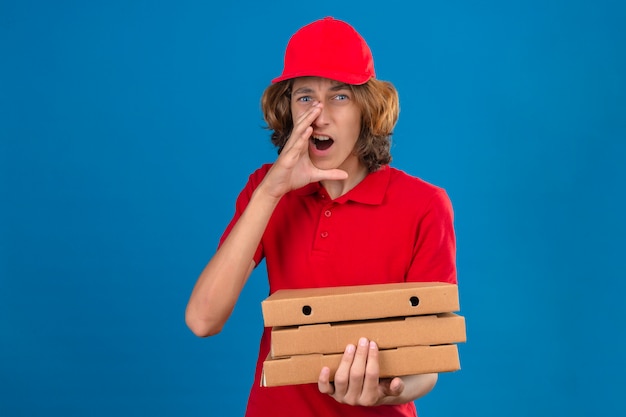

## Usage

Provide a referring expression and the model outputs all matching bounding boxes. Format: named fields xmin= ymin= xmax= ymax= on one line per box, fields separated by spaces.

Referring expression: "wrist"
xmin=250 ymin=182 xmax=283 ymax=211
xmin=253 ymin=177 xmax=287 ymax=202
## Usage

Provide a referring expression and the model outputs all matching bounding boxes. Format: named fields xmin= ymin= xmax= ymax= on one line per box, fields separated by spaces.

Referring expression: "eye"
xmin=296 ymin=96 xmax=313 ymax=103
xmin=333 ymin=94 xmax=349 ymax=101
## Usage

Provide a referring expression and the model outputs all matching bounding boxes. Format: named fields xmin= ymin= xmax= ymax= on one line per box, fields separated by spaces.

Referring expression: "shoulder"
xmin=385 ymin=166 xmax=454 ymax=218
xmin=231 ymin=164 xmax=273 ymax=210
xmin=248 ymin=163 xmax=273 ymax=183
xmin=385 ymin=166 xmax=455 ymax=221
xmin=386 ymin=166 xmax=449 ymax=201
xmin=240 ymin=163 xmax=273 ymax=191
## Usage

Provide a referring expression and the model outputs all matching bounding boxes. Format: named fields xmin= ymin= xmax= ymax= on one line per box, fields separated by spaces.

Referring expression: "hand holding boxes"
xmin=260 ymin=282 xmax=466 ymax=387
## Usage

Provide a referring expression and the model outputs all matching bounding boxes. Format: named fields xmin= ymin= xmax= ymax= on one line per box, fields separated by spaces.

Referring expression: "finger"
xmin=345 ymin=337 xmax=370 ymax=401
xmin=293 ymin=101 xmax=322 ymax=127
xmin=333 ymin=343 xmax=356 ymax=397
xmin=279 ymin=125 xmax=313 ymax=161
xmin=378 ymin=376 xmax=404 ymax=399
xmin=309 ymin=168 xmax=349 ymax=183
xmin=318 ymin=367 xmax=334 ymax=395
xmin=387 ymin=377 xmax=405 ymax=397
xmin=360 ymin=341 xmax=381 ymax=405
xmin=282 ymin=103 xmax=322 ymax=152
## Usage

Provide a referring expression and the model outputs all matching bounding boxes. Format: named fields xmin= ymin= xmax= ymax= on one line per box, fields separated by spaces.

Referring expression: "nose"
xmin=312 ymin=102 xmax=329 ymax=127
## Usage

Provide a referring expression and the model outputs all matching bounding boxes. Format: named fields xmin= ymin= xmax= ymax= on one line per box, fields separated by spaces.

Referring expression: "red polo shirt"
xmin=219 ymin=164 xmax=457 ymax=417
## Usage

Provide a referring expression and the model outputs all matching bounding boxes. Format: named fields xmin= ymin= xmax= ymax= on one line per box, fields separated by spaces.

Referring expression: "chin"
xmin=311 ymin=159 xmax=339 ymax=171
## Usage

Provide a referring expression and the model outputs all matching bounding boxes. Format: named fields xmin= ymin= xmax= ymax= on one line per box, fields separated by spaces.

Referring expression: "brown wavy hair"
xmin=260 ymin=78 xmax=400 ymax=172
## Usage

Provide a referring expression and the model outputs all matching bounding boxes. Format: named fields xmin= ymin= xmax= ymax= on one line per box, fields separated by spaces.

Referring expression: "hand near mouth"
xmin=260 ymin=101 xmax=348 ymax=200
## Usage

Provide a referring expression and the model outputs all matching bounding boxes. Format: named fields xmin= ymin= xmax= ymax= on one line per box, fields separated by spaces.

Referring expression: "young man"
xmin=186 ymin=16 xmax=457 ymax=416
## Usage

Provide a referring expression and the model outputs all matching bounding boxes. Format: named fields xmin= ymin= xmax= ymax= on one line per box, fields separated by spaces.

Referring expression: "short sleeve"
xmin=406 ymin=188 xmax=457 ymax=284
xmin=217 ymin=165 xmax=272 ymax=267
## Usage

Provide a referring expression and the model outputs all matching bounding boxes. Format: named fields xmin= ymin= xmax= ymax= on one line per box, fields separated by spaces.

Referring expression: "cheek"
xmin=347 ymin=113 xmax=362 ymax=139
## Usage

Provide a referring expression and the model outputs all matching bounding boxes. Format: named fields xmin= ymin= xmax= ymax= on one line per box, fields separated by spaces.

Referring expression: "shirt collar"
xmin=293 ymin=165 xmax=390 ymax=205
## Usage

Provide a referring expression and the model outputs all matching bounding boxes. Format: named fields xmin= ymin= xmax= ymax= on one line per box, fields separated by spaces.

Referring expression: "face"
xmin=290 ymin=77 xmax=364 ymax=175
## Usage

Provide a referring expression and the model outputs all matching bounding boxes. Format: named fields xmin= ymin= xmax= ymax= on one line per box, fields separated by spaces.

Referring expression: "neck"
xmin=321 ymin=164 xmax=369 ymax=200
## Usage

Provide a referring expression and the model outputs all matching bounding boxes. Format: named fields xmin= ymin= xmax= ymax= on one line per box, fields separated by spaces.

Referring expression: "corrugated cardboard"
xmin=261 ymin=344 xmax=460 ymax=387
xmin=262 ymin=282 xmax=459 ymax=327
xmin=270 ymin=313 xmax=466 ymax=358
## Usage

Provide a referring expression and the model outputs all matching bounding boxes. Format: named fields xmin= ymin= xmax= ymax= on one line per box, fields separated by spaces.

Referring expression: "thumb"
xmin=311 ymin=168 xmax=349 ymax=183
xmin=383 ymin=377 xmax=405 ymax=397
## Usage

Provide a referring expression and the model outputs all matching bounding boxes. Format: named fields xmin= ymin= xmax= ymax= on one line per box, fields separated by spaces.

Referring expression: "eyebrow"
xmin=329 ymin=83 xmax=350 ymax=91
xmin=292 ymin=87 xmax=315 ymax=95
xmin=292 ymin=83 xmax=351 ymax=96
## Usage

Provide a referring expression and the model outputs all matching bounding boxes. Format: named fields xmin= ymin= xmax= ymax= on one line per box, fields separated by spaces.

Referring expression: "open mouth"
xmin=311 ymin=135 xmax=334 ymax=151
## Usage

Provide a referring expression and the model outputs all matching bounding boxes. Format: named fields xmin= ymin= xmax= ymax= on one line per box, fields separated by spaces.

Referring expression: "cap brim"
xmin=271 ymin=70 xmax=373 ymax=85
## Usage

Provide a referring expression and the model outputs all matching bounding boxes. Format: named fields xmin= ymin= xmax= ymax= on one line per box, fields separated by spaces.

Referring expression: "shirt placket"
xmin=312 ymin=191 xmax=335 ymax=254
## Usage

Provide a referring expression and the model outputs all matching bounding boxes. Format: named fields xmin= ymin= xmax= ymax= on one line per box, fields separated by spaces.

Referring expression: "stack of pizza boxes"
xmin=260 ymin=281 xmax=466 ymax=387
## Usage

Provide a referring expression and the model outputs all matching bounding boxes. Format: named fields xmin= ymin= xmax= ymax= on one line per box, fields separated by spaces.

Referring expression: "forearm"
xmin=380 ymin=373 xmax=438 ymax=406
xmin=185 ymin=185 xmax=281 ymax=336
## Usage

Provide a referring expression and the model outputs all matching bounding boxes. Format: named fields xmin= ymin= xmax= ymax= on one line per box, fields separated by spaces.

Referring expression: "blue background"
xmin=2 ymin=0 xmax=625 ymax=416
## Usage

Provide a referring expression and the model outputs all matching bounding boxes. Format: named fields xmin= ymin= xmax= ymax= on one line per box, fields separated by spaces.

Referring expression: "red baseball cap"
xmin=272 ymin=17 xmax=375 ymax=85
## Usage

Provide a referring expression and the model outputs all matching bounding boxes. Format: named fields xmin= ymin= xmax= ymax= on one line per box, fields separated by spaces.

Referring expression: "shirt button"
xmin=320 ymin=231 xmax=329 ymax=238
xmin=324 ymin=210 xmax=332 ymax=217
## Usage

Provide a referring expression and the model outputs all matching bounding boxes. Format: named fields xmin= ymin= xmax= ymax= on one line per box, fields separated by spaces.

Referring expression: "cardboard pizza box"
xmin=262 ymin=281 xmax=459 ymax=327
xmin=261 ymin=344 xmax=460 ymax=387
xmin=270 ymin=313 xmax=466 ymax=358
